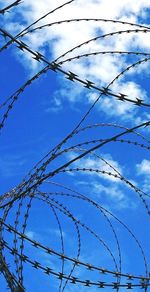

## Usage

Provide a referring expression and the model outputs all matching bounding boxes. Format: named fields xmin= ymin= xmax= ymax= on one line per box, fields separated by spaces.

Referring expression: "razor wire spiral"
xmin=0 ymin=0 xmax=150 ymax=291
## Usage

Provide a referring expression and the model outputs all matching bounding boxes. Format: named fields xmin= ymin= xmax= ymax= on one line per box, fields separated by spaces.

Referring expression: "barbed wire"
xmin=0 ymin=0 xmax=150 ymax=291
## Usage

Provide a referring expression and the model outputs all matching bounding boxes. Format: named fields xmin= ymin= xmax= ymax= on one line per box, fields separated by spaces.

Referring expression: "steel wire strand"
xmin=19 ymin=18 xmax=150 ymax=39
xmin=0 ymin=0 xmax=76 ymax=51
xmin=44 ymin=181 xmax=149 ymax=281
xmin=0 ymin=0 xmax=22 ymax=15
xmin=0 ymin=203 xmax=25 ymax=290
xmin=0 ymin=6 xmax=149 ymax=290
xmin=0 ymin=28 xmax=149 ymax=110
xmin=37 ymin=194 xmax=121 ymax=291
xmin=0 ymin=120 xmax=149 ymax=210
xmin=0 ymin=211 xmax=149 ymax=282
xmin=2 ymin=239 xmax=149 ymax=289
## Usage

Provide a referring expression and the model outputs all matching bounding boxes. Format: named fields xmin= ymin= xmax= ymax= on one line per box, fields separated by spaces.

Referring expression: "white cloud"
xmin=25 ymin=230 xmax=37 ymax=240
xmin=44 ymin=95 xmax=63 ymax=113
xmin=77 ymin=179 xmax=137 ymax=210
xmin=67 ymin=152 xmax=123 ymax=182
xmin=93 ymin=81 xmax=147 ymax=118
xmin=95 ymin=183 xmax=137 ymax=210
xmin=94 ymin=182 xmax=124 ymax=200
xmin=136 ymin=159 xmax=150 ymax=176
xmin=136 ymin=159 xmax=150 ymax=193
xmin=1 ymin=0 xmax=150 ymax=119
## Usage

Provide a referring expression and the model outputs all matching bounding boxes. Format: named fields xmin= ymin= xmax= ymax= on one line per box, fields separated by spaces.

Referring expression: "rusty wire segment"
xmin=0 ymin=0 xmax=150 ymax=291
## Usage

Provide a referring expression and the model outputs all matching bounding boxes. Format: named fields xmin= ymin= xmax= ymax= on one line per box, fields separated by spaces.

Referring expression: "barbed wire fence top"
xmin=0 ymin=0 xmax=150 ymax=291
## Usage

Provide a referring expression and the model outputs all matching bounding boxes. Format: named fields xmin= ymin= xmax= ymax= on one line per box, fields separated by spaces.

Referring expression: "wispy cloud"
xmin=65 ymin=152 xmax=138 ymax=210
xmin=136 ymin=159 xmax=150 ymax=192
xmin=25 ymin=230 xmax=38 ymax=240
xmin=77 ymin=179 xmax=137 ymax=211
xmin=67 ymin=151 xmax=123 ymax=182
xmin=136 ymin=159 xmax=150 ymax=176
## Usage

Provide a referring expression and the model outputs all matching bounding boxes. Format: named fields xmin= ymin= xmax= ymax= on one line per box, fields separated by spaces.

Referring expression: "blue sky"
xmin=0 ymin=0 xmax=150 ymax=291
